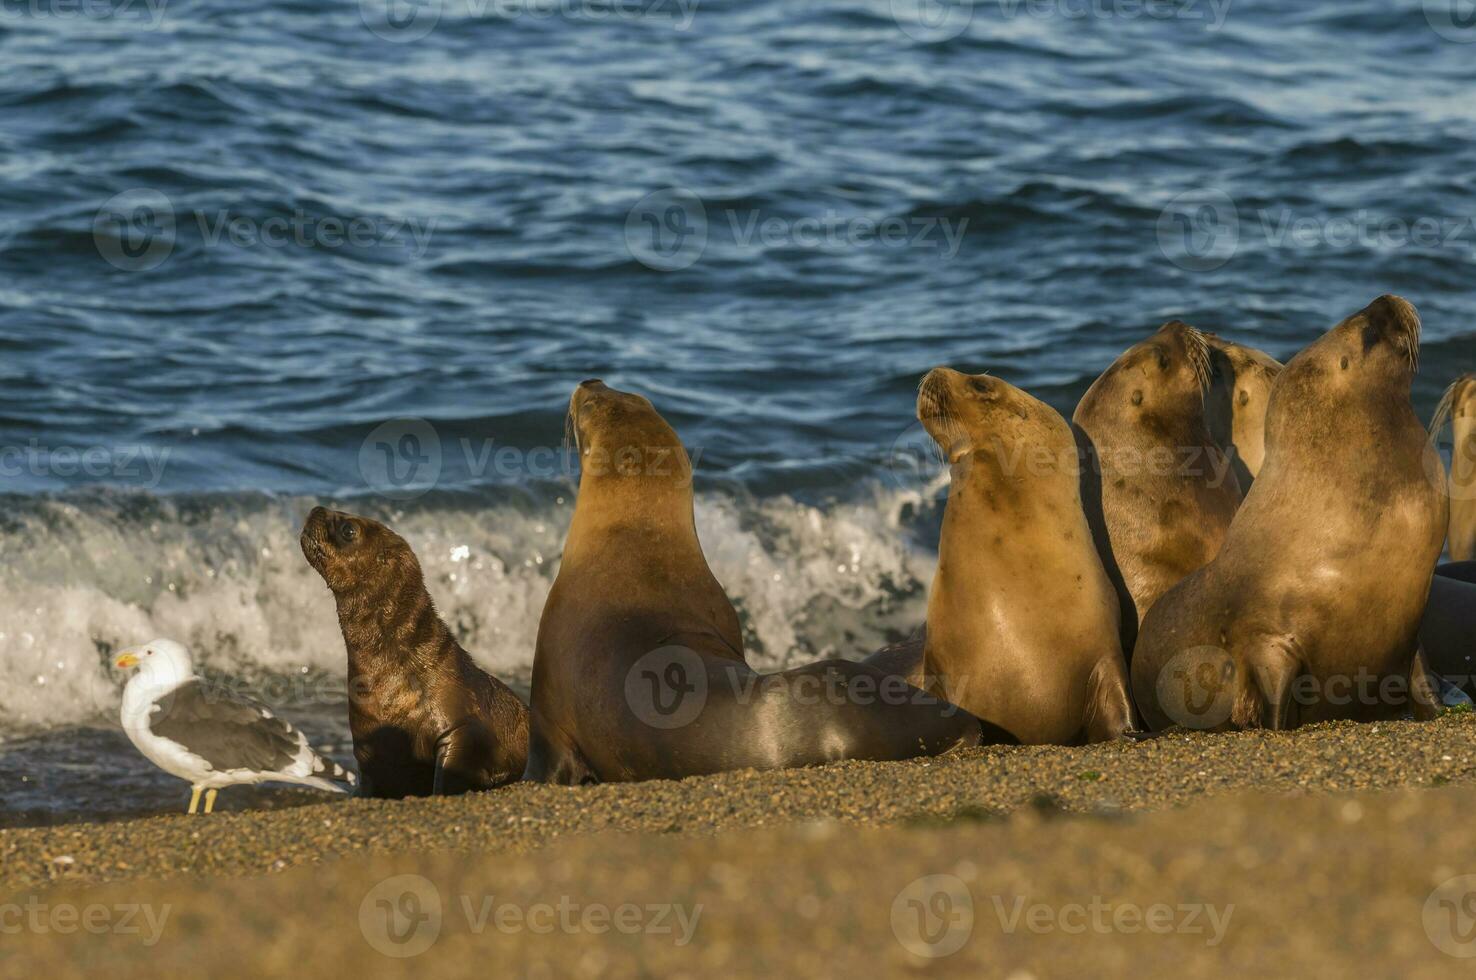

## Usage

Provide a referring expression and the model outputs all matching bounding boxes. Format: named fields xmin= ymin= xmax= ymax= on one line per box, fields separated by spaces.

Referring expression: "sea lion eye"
xmin=1340 ymin=356 xmax=1350 ymax=370
xmin=338 ymin=522 xmax=358 ymax=543
xmin=1158 ymin=353 xmax=1171 ymax=371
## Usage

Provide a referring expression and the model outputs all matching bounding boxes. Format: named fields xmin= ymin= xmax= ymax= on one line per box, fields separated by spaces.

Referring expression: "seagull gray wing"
xmin=148 ymin=679 xmax=303 ymax=774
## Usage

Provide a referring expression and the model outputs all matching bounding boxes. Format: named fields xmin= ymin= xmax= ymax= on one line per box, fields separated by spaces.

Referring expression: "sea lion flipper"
xmin=1082 ymin=656 xmax=1139 ymax=744
xmin=763 ymin=660 xmax=990 ymax=762
xmin=1410 ymin=647 xmax=1442 ymax=722
xmin=432 ymin=721 xmax=517 ymax=794
xmin=1230 ymin=640 xmax=1302 ymax=731
xmin=522 ymin=713 xmax=598 ymax=785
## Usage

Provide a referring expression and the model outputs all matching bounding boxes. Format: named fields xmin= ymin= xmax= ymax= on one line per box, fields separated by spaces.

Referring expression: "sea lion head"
xmin=1076 ymin=320 xmax=1213 ymax=429
xmin=917 ymin=367 xmax=1077 ymax=496
xmin=1275 ymin=295 xmax=1421 ymax=408
xmin=1263 ymin=295 xmax=1423 ymax=472
xmin=567 ymin=379 xmax=692 ymax=489
xmin=1203 ymin=334 xmax=1284 ymax=481
xmin=300 ymin=506 xmax=419 ymax=595
xmin=1204 ymin=334 xmax=1283 ymax=411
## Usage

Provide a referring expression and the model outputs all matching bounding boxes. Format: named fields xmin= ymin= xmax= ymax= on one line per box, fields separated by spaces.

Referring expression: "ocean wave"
xmin=0 ymin=482 xmax=942 ymax=734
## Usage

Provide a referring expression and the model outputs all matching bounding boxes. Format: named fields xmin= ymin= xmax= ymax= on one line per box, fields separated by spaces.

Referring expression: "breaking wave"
xmin=0 ymin=481 xmax=943 ymax=735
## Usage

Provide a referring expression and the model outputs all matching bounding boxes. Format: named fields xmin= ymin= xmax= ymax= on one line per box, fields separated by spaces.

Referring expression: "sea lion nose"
xmin=1364 ymin=294 xmax=1419 ymax=332
xmin=579 ymin=378 xmax=605 ymax=389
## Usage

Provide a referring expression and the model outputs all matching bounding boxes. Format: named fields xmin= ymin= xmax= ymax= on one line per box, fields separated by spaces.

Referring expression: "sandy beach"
xmin=3 ymin=715 xmax=1476 ymax=976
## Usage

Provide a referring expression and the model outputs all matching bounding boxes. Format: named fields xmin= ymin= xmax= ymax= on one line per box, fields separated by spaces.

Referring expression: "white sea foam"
xmin=0 ymin=484 xmax=941 ymax=733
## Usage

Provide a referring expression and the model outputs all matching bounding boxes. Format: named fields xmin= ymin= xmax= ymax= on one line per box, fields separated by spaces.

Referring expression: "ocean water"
xmin=3 ymin=0 xmax=1476 ymax=823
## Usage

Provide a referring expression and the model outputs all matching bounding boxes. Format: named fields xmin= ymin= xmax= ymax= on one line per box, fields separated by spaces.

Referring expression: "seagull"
xmin=114 ymin=638 xmax=357 ymax=814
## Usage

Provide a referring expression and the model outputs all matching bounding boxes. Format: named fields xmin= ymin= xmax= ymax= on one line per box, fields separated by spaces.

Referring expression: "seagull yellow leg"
xmin=188 ymin=787 xmax=201 ymax=814
xmin=204 ymin=788 xmax=218 ymax=814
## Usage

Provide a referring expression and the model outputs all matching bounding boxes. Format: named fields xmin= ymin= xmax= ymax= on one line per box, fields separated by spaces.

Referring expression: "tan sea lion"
xmin=1072 ymin=321 xmax=1243 ymax=652
xmin=523 ymin=380 xmax=1003 ymax=784
xmin=1131 ymin=296 xmax=1446 ymax=731
xmin=301 ymin=507 xmax=529 ymax=797
xmin=912 ymin=367 xmax=1137 ymax=744
xmin=1203 ymin=333 xmax=1283 ymax=490
xmin=1429 ymin=374 xmax=1476 ymax=559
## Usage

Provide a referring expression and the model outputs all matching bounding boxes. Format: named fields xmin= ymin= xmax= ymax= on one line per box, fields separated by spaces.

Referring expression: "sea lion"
xmin=1072 ymin=320 xmax=1243 ymax=652
xmin=1419 ymin=572 xmax=1476 ymax=699
xmin=523 ymin=380 xmax=1000 ymax=784
xmin=1203 ymin=334 xmax=1283 ymax=490
xmin=1429 ymin=374 xmax=1476 ymax=559
xmin=1131 ymin=295 xmax=1446 ymax=731
xmin=301 ymin=507 xmax=529 ymax=797
xmin=912 ymin=366 xmax=1137 ymax=744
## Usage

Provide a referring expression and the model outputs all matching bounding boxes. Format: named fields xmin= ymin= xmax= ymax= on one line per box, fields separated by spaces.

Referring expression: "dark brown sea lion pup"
xmin=301 ymin=507 xmax=528 ymax=796
xmin=523 ymin=380 xmax=1003 ymax=784
xmin=1131 ymin=296 xmax=1446 ymax=731
xmin=1429 ymin=374 xmax=1476 ymax=560
xmin=1203 ymin=334 xmax=1283 ymax=490
xmin=1072 ymin=321 xmax=1243 ymax=653
xmin=912 ymin=366 xmax=1137 ymax=744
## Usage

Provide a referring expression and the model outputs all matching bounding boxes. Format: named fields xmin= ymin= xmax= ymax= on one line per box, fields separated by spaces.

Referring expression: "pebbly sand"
xmin=5 ymin=715 xmax=1476 ymax=977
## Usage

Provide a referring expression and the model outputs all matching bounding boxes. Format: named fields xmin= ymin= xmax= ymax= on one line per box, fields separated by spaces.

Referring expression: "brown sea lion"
xmin=1203 ymin=333 xmax=1283 ymax=490
xmin=301 ymin=507 xmax=529 ymax=797
xmin=1429 ymin=374 xmax=1476 ymax=560
xmin=523 ymin=380 xmax=1002 ymax=785
xmin=1131 ymin=295 xmax=1446 ymax=731
xmin=912 ymin=367 xmax=1137 ymax=744
xmin=1072 ymin=321 xmax=1243 ymax=653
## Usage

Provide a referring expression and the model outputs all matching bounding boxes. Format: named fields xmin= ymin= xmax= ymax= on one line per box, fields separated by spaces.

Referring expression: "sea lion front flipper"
xmin=1410 ymin=647 xmax=1443 ymax=722
xmin=1082 ymin=655 xmax=1140 ymax=743
xmin=759 ymin=660 xmax=1007 ymax=763
xmin=432 ymin=721 xmax=503 ymax=794
xmin=1231 ymin=639 xmax=1302 ymax=731
xmin=521 ymin=712 xmax=598 ymax=786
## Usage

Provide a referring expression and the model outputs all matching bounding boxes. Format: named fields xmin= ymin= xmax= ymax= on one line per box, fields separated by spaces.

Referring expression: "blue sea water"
xmin=2 ymin=0 xmax=1476 ymax=822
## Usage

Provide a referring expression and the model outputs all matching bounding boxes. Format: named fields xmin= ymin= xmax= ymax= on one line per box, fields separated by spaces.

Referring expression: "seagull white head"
xmin=114 ymin=638 xmax=195 ymax=690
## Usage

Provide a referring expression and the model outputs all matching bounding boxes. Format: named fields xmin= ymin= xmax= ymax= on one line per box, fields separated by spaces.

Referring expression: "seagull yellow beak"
xmin=114 ymin=652 xmax=140 ymax=670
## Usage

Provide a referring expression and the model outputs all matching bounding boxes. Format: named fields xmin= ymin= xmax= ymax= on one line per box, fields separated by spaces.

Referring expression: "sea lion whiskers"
xmin=564 ymin=404 xmax=580 ymax=460
xmin=916 ymin=369 xmax=975 ymax=462
xmin=1181 ymin=322 xmax=1213 ymax=395
xmin=1393 ymin=300 xmax=1423 ymax=374
xmin=1429 ymin=373 xmax=1476 ymax=445
xmin=1429 ymin=379 xmax=1460 ymax=445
